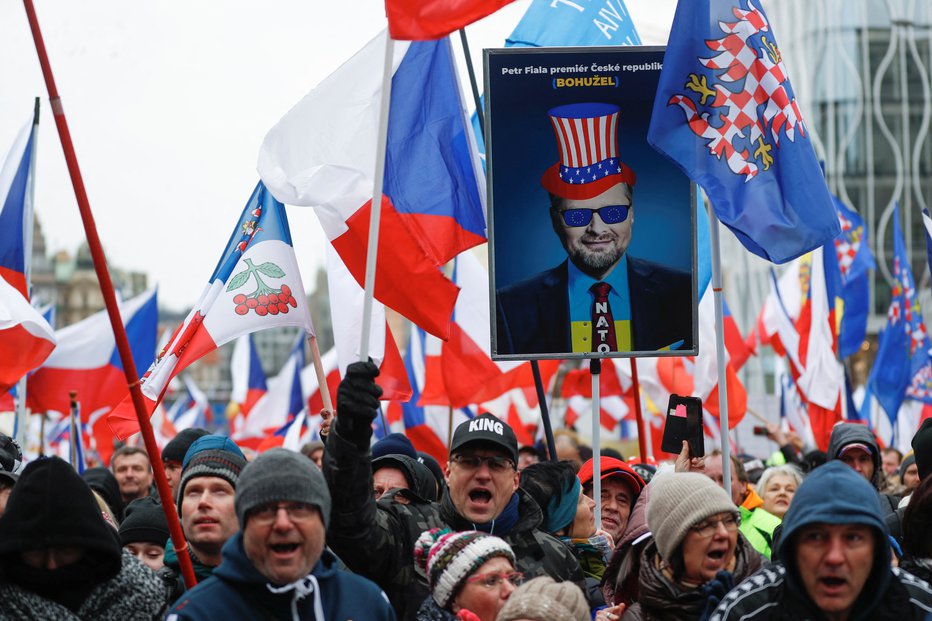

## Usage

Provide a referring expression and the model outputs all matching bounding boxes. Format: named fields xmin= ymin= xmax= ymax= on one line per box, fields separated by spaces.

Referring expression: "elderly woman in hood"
xmin=621 ymin=473 xmax=763 ymax=621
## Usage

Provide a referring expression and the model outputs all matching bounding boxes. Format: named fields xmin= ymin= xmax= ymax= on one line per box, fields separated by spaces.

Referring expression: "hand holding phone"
xmin=660 ymin=394 xmax=704 ymax=457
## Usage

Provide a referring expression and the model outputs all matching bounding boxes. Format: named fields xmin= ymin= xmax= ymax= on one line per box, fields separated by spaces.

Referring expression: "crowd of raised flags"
xmin=1 ymin=0 xmax=931 ymax=476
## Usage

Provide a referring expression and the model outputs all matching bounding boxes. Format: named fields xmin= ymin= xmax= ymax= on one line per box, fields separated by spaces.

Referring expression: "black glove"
xmin=698 ymin=570 xmax=735 ymax=621
xmin=335 ymin=360 xmax=383 ymax=449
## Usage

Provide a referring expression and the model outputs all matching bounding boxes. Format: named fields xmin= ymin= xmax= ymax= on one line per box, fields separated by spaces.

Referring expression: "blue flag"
xmin=831 ymin=195 xmax=875 ymax=358
xmin=648 ymin=0 xmax=840 ymax=264
xmin=868 ymin=204 xmax=932 ymax=423
xmin=506 ymin=0 xmax=640 ymax=48
xmin=472 ymin=0 xmax=641 ymax=160
xmin=923 ymin=208 xmax=932 ymax=278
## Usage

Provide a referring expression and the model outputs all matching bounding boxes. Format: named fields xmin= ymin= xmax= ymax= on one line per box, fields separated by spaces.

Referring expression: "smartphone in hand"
xmin=660 ymin=394 xmax=705 ymax=457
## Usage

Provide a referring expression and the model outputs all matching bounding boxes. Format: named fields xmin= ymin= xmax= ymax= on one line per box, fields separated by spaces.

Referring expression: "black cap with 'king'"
xmin=449 ymin=413 xmax=518 ymax=464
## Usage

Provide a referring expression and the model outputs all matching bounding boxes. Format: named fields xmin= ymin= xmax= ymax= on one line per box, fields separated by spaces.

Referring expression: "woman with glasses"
xmin=415 ymin=528 xmax=520 ymax=621
xmin=621 ymin=473 xmax=763 ymax=621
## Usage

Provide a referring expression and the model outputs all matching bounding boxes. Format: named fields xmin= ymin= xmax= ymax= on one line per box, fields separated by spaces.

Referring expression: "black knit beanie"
xmin=161 ymin=428 xmax=210 ymax=464
xmin=120 ymin=496 xmax=169 ymax=547
xmin=83 ymin=466 xmax=124 ymax=523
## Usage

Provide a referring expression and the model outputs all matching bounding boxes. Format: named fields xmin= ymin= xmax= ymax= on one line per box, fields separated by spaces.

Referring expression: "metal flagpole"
xmin=359 ymin=33 xmax=395 ymax=361
xmin=13 ymin=98 xmax=40 ymax=451
xmin=531 ymin=361 xmax=558 ymax=461
xmin=22 ymin=0 xmax=197 ymax=589
xmin=707 ymin=208 xmax=733 ymax=495
xmin=590 ymin=358 xmax=602 ymax=532
xmin=457 ymin=29 xmax=484 ymax=134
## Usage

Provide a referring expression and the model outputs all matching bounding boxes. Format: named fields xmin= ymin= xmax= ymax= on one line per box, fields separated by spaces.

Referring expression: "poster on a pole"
xmin=486 ymin=46 xmax=698 ymax=361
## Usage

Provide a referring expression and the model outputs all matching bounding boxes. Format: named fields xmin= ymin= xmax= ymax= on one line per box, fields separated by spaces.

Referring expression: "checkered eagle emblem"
xmin=667 ymin=0 xmax=805 ymax=182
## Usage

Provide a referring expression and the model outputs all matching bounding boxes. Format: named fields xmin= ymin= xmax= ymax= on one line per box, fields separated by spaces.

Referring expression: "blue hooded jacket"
xmin=778 ymin=461 xmax=892 ymax=619
xmin=708 ymin=461 xmax=932 ymax=621
xmin=167 ymin=531 xmax=396 ymax=621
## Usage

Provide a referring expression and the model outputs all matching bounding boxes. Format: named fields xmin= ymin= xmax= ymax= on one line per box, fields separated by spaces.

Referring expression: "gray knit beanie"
xmin=646 ymin=472 xmax=738 ymax=562
xmin=496 ymin=576 xmax=589 ymax=621
xmin=235 ymin=448 xmax=331 ymax=529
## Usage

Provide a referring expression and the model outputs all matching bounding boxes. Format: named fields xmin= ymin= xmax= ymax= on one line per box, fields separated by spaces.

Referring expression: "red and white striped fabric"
xmin=549 ymin=108 xmax=619 ymax=170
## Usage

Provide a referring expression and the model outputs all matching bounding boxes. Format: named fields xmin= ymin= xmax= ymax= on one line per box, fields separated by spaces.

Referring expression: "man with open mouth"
xmin=166 ymin=448 xmax=395 ymax=620
xmin=708 ymin=461 xmax=932 ymax=621
xmin=322 ymin=361 xmax=585 ymax=621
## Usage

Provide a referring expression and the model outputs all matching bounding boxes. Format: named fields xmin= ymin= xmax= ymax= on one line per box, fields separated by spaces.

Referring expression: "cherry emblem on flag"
xmin=228 ymin=259 xmax=297 ymax=317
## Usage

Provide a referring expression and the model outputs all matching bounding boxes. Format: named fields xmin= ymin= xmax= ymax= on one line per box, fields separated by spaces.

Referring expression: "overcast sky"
xmin=0 ymin=0 xmax=676 ymax=314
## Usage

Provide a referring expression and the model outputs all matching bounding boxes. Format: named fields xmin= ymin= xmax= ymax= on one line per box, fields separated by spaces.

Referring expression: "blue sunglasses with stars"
xmin=559 ymin=205 xmax=630 ymax=227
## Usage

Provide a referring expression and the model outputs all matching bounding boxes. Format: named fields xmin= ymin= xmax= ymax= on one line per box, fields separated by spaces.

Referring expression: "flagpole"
xmin=22 ymin=0 xmax=197 ymax=590
xmin=306 ymin=334 xmax=333 ymax=413
xmin=707 ymin=209 xmax=733 ymax=495
xmin=69 ymin=391 xmax=78 ymax=470
xmin=359 ymin=34 xmax=395 ymax=361
xmin=457 ymin=29 xmax=484 ymax=134
xmin=590 ymin=358 xmax=602 ymax=532
xmin=630 ymin=359 xmax=649 ymax=461
xmin=530 ymin=361 xmax=558 ymax=461
xmin=13 ymin=97 xmax=41 ymax=451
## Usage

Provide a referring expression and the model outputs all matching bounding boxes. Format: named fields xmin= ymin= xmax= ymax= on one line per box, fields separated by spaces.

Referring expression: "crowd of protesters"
xmin=0 ymin=362 xmax=931 ymax=620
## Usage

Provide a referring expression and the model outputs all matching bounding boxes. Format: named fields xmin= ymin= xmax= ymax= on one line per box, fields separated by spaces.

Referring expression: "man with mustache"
xmin=496 ymin=102 xmax=692 ymax=356
xmin=707 ymin=461 xmax=932 ymax=621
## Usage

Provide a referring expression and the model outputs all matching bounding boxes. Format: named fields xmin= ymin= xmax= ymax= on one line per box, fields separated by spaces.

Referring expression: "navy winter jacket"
xmin=167 ymin=532 xmax=396 ymax=621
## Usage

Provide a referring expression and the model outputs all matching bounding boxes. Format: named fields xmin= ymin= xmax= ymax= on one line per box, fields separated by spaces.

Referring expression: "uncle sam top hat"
xmin=541 ymin=102 xmax=637 ymax=201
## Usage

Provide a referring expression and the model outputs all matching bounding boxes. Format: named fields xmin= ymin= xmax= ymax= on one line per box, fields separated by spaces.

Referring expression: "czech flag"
xmin=28 ymin=289 xmax=157 ymax=462
xmin=0 ymin=115 xmax=37 ymax=298
xmin=259 ymin=32 xmax=486 ymax=340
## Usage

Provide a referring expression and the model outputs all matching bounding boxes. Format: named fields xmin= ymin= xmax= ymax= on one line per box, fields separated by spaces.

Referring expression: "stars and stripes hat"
xmin=541 ymin=102 xmax=637 ymax=201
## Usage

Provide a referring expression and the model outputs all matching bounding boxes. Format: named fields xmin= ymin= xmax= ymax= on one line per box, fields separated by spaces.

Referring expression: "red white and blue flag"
xmin=107 ymin=182 xmax=313 ymax=439
xmin=0 ymin=116 xmax=37 ymax=298
xmin=167 ymin=376 xmax=212 ymax=432
xmin=648 ymin=0 xmax=840 ymax=263
xmin=29 ymin=289 xmax=157 ymax=462
xmin=228 ymin=334 xmax=268 ymax=436
xmin=239 ymin=336 xmax=306 ymax=440
xmin=259 ymin=32 xmax=486 ymax=340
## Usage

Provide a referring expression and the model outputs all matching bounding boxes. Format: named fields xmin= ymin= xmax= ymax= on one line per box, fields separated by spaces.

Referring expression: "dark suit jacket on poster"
xmin=495 ymin=258 xmax=692 ymax=355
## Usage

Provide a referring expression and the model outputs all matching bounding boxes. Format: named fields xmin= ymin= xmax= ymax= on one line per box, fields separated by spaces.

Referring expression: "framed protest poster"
xmin=486 ymin=46 xmax=698 ymax=361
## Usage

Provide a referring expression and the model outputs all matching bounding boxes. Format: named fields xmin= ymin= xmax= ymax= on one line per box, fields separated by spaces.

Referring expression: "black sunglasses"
xmin=559 ymin=205 xmax=629 ymax=227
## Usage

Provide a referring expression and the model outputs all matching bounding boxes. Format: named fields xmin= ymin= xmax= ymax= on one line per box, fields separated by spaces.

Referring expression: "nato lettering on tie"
xmin=590 ymin=282 xmax=617 ymax=353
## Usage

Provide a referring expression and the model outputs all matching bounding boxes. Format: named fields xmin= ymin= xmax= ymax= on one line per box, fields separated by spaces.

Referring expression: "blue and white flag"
xmin=648 ymin=0 xmax=840 ymax=263
xmin=506 ymin=0 xmax=640 ymax=48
